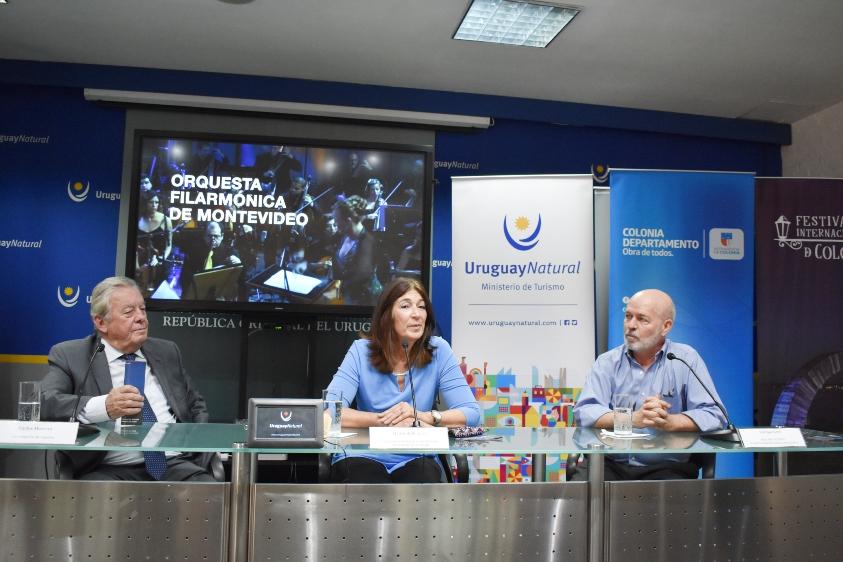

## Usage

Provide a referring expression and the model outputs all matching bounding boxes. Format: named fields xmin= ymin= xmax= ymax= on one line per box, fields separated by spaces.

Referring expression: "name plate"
xmin=247 ymin=398 xmax=323 ymax=448
xmin=369 ymin=426 xmax=449 ymax=449
xmin=738 ymin=427 xmax=807 ymax=448
xmin=0 ymin=421 xmax=80 ymax=444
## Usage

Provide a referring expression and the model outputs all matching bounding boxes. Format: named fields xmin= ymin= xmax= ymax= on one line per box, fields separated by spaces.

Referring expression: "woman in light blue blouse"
xmin=325 ymin=277 xmax=480 ymax=483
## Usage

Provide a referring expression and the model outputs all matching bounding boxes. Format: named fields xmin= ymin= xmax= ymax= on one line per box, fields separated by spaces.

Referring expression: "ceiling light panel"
xmin=454 ymin=0 xmax=579 ymax=48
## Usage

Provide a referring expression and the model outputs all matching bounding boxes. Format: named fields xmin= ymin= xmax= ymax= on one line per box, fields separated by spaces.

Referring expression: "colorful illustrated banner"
xmin=756 ymin=178 xmax=843 ymax=474
xmin=608 ymin=169 xmax=754 ymax=478
xmin=451 ymin=175 xmax=596 ymax=390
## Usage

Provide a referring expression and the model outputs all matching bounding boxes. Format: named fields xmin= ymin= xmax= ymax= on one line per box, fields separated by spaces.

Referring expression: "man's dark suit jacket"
xmin=41 ymin=334 xmax=209 ymax=478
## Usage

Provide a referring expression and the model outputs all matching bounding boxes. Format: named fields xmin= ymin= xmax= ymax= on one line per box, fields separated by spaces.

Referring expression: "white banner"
xmin=451 ymin=175 xmax=595 ymax=389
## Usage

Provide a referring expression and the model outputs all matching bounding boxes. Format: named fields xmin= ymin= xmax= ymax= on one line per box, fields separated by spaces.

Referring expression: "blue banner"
xmin=0 ymin=85 xmax=124 ymax=354
xmin=608 ymin=169 xmax=754 ymax=478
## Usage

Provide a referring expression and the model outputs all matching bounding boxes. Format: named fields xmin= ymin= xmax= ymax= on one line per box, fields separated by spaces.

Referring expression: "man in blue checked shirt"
xmin=572 ymin=289 xmax=727 ymax=480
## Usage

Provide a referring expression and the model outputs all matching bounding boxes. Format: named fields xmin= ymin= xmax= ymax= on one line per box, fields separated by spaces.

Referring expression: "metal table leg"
xmin=532 ymin=453 xmax=546 ymax=482
xmin=588 ymin=453 xmax=604 ymax=562
xmin=776 ymin=451 xmax=788 ymax=477
xmin=228 ymin=443 xmax=256 ymax=562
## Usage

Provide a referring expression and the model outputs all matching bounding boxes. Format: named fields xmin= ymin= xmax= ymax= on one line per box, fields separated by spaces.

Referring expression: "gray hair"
xmin=90 ymin=276 xmax=139 ymax=321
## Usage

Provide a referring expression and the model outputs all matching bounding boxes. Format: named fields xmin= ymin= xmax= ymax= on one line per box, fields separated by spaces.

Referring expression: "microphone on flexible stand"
xmin=401 ymin=338 xmax=421 ymax=427
xmin=666 ymin=352 xmax=742 ymax=444
xmin=70 ymin=340 xmax=105 ymax=437
xmin=279 ymin=246 xmax=290 ymax=291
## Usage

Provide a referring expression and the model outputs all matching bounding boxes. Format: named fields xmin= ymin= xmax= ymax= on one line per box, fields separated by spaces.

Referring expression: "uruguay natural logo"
xmin=57 ymin=285 xmax=81 ymax=308
xmin=280 ymin=410 xmax=293 ymax=422
xmin=67 ymin=180 xmax=90 ymax=203
xmin=503 ymin=214 xmax=542 ymax=251
xmin=591 ymin=163 xmax=609 ymax=184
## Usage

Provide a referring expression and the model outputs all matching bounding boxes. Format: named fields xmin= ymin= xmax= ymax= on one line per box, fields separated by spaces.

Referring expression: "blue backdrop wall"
xmin=0 ymin=60 xmax=782 ymax=424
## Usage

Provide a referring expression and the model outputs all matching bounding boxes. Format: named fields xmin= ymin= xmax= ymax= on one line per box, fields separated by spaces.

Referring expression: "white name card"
xmin=369 ymin=426 xmax=449 ymax=449
xmin=738 ymin=427 xmax=807 ymax=448
xmin=0 ymin=421 xmax=80 ymax=445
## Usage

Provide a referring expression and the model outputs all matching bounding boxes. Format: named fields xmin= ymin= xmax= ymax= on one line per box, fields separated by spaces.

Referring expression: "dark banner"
xmin=756 ymin=178 xmax=843 ymax=474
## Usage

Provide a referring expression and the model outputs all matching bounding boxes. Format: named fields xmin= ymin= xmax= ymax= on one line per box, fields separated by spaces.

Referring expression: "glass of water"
xmin=18 ymin=381 xmax=41 ymax=422
xmin=612 ymin=393 xmax=633 ymax=435
xmin=322 ymin=389 xmax=343 ymax=437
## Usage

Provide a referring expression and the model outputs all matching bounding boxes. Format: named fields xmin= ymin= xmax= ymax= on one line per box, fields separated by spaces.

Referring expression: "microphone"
xmin=401 ymin=338 xmax=420 ymax=428
xmin=279 ymin=247 xmax=290 ymax=291
xmin=666 ymin=352 xmax=742 ymax=443
xmin=70 ymin=340 xmax=105 ymax=437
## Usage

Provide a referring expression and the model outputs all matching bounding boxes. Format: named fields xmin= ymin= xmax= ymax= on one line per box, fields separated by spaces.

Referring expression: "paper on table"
xmin=600 ymin=429 xmax=651 ymax=439
xmin=369 ymin=427 xmax=449 ymax=449
xmin=0 ymin=421 xmax=79 ymax=444
xmin=325 ymin=432 xmax=356 ymax=439
xmin=264 ymin=269 xmax=322 ymax=294
xmin=738 ymin=427 xmax=806 ymax=448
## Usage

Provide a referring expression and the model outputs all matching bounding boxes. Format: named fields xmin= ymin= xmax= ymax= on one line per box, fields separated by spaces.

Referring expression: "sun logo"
xmin=503 ymin=214 xmax=542 ymax=251
xmin=57 ymin=285 xmax=81 ymax=308
xmin=591 ymin=163 xmax=609 ymax=184
xmin=67 ymin=180 xmax=90 ymax=203
xmin=514 ymin=216 xmax=530 ymax=231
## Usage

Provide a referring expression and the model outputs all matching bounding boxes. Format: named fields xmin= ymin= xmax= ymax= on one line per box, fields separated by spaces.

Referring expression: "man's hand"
xmin=377 ymin=401 xmax=418 ymax=427
xmin=105 ymin=385 xmax=144 ymax=419
xmin=633 ymin=395 xmax=671 ymax=429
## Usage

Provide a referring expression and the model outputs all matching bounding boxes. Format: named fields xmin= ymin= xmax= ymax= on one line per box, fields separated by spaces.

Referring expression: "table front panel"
xmin=251 ymin=482 xmax=588 ymax=561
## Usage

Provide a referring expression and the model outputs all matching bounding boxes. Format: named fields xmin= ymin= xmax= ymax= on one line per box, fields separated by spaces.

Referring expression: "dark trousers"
xmin=79 ymin=455 xmax=216 ymax=482
xmin=331 ymin=456 xmax=443 ymax=483
xmin=569 ymin=455 xmax=699 ymax=481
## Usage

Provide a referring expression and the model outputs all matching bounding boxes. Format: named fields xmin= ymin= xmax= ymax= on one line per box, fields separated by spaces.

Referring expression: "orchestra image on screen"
xmin=129 ymin=135 xmax=430 ymax=311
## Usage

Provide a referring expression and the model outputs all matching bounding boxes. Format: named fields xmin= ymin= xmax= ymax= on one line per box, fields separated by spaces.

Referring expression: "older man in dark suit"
xmin=41 ymin=276 xmax=215 ymax=481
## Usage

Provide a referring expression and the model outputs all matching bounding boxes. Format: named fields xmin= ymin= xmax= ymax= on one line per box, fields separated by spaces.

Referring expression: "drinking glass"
xmin=18 ymin=381 xmax=41 ymax=422
xmin=322 ymin=389 xmax=343 ymax=436
xmin=612 ymin=393 xmax=633 ymax=435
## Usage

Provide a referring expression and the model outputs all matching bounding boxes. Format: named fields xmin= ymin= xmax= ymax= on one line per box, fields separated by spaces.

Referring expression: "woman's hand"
xmin=377 ymin=401 xmax=419 ymax=427
xmin=391 ymin=418 xmax=432 ymax=427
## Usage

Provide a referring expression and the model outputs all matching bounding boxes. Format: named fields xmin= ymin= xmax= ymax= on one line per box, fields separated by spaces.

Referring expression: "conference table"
xmin=2 ymin=423 xmax=843 ymax=562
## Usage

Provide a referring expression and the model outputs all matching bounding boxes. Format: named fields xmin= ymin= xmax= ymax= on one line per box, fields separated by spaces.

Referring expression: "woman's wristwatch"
xmin=430 ymin=409 xmax=442 ymax=426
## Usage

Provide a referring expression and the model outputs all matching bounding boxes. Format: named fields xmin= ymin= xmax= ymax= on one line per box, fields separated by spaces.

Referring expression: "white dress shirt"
xmin=80 ymin=341 xmax=178 ymax=465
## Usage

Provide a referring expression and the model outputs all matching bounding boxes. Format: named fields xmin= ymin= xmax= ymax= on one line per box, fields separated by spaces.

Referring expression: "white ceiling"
xmin=2 ymin=0 xmax=843 ymax=124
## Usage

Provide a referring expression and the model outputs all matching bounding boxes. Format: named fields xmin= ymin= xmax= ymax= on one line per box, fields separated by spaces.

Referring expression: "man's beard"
xmin=625 ymin=332 xmax=662 ymax=352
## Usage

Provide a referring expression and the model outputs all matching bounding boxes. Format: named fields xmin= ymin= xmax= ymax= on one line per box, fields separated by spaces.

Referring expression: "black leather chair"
xmin=689 ymin=452 xmax=716 ymax=479
xmin=439 ymin=453 xmax=470 ymax=483
xmin=565 ymin=452 xmax=716 ymax=480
